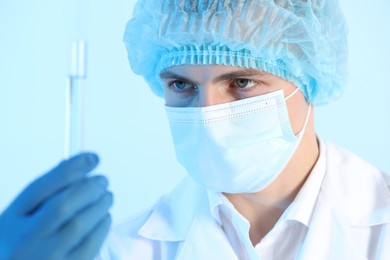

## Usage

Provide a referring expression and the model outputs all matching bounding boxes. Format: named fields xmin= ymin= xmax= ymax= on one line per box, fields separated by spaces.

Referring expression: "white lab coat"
xmin=99 ymin=142 xmax=390 ymax=259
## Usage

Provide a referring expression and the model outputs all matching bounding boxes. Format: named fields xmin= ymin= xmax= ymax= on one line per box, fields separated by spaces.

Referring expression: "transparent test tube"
xmin=65 ymin=41 xmax=87 ymax=159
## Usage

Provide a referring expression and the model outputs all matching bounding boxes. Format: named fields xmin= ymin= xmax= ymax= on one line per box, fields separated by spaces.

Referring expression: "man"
xmin=1 ymin=0 xmax=389 ymax=259
xmin=99 ymin=0 xmax=390 ymax=259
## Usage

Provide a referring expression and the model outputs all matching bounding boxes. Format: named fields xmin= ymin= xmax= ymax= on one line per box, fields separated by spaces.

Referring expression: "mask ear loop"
xmin=284 ymin=88 xmax=312 ymax=137
xmin=299 ymin=104 xmax=312 ymax=137
xmin=285 ymin=88 xmax=301 ymax=100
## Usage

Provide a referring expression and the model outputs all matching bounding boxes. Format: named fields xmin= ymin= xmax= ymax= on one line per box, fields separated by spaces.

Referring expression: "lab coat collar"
xmin=277 ymin=137 xmax=328 ymax=227
xmin=137 ymin=178 xmax=242 ymax=258
xmin=138 ymin=177 xmax=208 ymax=241
xmin=207 ymin=189 xmax=225 ymax=226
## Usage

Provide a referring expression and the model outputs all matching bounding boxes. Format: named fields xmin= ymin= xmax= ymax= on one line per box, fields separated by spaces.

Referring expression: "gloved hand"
xmin=0 ymin=153 xmax=113 ymax=260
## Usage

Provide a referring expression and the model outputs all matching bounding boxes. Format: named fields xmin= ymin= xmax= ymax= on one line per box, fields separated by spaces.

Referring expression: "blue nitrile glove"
xmin=0 ymin=153 xmax=113 ymax=260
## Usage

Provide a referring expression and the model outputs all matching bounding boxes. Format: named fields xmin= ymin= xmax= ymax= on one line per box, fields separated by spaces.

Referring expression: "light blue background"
xmin=1 ymin=0 xmax=389 ymax=224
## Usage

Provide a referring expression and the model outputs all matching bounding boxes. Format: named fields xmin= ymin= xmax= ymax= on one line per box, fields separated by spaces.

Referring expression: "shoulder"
xmin=325 ymin=141 xmax=389 ymax=186
xmin=320 ymin=141 xmax=390 ymax=225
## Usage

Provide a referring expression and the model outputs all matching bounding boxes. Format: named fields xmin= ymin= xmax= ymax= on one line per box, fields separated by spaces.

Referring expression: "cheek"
xmin=286 ymin=93 xmax=310 ymax=135
xmin=163 ymin=88 xmax=178 ymax=107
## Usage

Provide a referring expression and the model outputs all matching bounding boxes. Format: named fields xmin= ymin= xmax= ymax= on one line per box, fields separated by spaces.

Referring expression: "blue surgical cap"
xmin=124 ymin=0 xmax=348 ymax=105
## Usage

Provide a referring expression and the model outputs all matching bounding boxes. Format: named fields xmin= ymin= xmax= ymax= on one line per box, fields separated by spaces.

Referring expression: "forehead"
xmin=160 ymin=64 xmax=272 ymax=80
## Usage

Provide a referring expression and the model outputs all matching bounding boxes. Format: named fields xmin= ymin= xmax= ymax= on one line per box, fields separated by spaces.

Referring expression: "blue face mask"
xmin=165 ymin=89 xmax=311 ymax=193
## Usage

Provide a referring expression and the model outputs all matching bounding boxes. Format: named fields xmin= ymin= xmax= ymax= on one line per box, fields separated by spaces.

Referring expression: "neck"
xmin=223 ymin=115 xmax=319 ymax=245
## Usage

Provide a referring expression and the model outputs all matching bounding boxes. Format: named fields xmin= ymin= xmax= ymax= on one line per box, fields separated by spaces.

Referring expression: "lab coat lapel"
xmin=138 ymin=177 xmax=239 ymax=259
xmin=175 ymin=198 xmax=239 ymax=260
xmin=138 ymin=177 xmax=204 ymax=241
xmin=297 ymin=193 xmax=367 ymax=260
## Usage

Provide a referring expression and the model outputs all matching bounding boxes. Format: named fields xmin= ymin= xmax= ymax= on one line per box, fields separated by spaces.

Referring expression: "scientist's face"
xmin=160 ymin=64 xmax=310 ymax=134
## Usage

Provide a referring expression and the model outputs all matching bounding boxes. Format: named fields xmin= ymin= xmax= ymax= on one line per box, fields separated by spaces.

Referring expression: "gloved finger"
xmin=65 ymin=214 xmax=112 ymax=260
xmin=8 ymin=153 xmax=99 ymax=216
xmin=32 ymin=175 xmax=109 ymax=236
xmin=54 ymin=192 xmax=113 ymax=257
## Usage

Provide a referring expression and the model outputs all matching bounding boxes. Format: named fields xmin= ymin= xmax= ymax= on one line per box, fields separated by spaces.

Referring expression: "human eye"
xmin=232 ymin=78 xmax=258 ymax=89
xmin=168 ymin=80 xmax=196 ymax=92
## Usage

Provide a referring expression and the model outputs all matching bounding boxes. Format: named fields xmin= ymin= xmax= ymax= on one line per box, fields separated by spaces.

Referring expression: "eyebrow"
xmin=159 ymin=69 xmax=266 ymax=84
